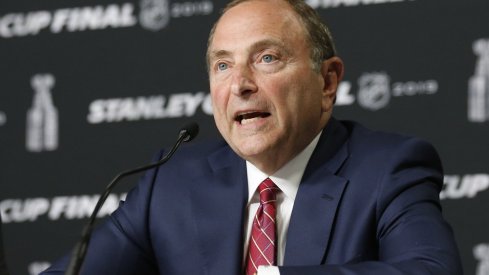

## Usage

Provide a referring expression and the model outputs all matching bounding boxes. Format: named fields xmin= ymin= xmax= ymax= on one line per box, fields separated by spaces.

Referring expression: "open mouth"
xmin=235 ymin=112 xmax=271 ymax=125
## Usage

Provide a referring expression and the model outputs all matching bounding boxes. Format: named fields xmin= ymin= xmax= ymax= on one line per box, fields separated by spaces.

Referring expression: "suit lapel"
xmin=284 ymin=119 xmax=350 ymax=265
xmin=190 ymin=143 xmax=248 ymax=274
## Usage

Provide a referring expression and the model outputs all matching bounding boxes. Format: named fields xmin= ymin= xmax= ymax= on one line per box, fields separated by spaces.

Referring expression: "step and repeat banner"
xmin=1 ymin=0 xmax=488 ymax=274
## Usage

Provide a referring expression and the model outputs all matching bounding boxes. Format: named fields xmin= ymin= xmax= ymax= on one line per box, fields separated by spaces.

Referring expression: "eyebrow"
xmin=207 ymin=49 xmax=232 ymax=62
xmin=249 ymin=39 xmax=291 ymax=56
xmin=207 ymin=38 xmax=292 ymax=63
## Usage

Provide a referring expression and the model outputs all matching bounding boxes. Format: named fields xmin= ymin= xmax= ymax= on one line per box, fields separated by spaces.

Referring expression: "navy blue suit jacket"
xmin=42 ymin=119 xmax=462 ymax=274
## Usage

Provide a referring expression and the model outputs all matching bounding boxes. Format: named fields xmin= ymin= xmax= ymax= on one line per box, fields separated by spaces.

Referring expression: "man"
xmin=42 ymin=0 xmax=462 ymax=274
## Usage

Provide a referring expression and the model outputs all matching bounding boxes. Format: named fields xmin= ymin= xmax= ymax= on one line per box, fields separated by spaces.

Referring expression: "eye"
xmin=261 ymin=54 xmax=276 ymax=63
xmin=217 ymin=62 xmax=228 ymax=71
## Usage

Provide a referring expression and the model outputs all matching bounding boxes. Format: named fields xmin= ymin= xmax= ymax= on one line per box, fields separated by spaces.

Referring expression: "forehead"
xmin=209 ymin=0 xmax=306 ymax=54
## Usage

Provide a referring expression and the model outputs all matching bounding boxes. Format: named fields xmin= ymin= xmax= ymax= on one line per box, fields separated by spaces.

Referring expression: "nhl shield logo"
xmin=139 ymin=0 xmax=171 ymax=31
xmin=357 ymin=72 xmax=391 ymax=111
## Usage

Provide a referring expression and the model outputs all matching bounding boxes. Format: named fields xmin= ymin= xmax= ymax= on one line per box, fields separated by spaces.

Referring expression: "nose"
xmin=230 ymin=65 xmax=257 ymax=97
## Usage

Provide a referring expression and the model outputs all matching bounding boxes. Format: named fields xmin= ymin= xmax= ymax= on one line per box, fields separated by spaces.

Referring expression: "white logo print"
xmin=86 ymin=92 xmax=212 ymax=124
xmin=0 ymin=4 xmax=137 ymax=38
xmin=0 ymin=193 xmax=126 ymax=223
xmin=26 ymin=74 xmax=59 ymax=152
xmin=468 ymin=39 xmax=489 ymax=123
xmin=441 ymin=174 xmax=489 ymax=200
xmin=0 ymin=1 xmax=213 ymax=38
xmin=336 ymin=72 xmax=438 ymax=110
xmin=139 ymin=0 xmax=214 ymax=31
xmin=306 ymin=0 xmax=415 ymax=9
xmin=139 ymin=0 xmax=170 ymax=31
xmin=0 ymin=111 xmax=6 ymax=126
xmin=474 ymin=243 xmax=489 ymax=275
xmin=28 ymin=262 xmax=51 ymax=275
xmin=357 ymin=72 xmax=391 ymax=111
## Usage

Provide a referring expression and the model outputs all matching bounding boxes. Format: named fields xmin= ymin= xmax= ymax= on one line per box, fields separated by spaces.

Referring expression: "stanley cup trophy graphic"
xmin=474 ymin=244 xmax=489 ymax=275
xmin=468 ymin=39 xmax=489 ymax=122
xmin=26 ymin=74 xmax=59 ymax=152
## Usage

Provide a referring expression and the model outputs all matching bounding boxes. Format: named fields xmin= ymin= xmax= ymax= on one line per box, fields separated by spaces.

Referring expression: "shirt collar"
xmin=246 ymin=131 xmax=322 ymax=204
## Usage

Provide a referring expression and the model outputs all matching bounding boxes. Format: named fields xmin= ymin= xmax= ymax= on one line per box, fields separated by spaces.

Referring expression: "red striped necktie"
xmin=245 ymin=178 xmax=279 ymax=275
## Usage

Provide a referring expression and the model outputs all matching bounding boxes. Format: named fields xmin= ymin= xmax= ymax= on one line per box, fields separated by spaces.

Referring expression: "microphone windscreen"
xmin=179 ymin=122 xmax=199 ymax=142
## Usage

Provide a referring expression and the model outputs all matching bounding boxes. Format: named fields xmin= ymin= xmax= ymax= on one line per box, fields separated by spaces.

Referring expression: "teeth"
xmin=236 ymin=112 xmax=270 ymax=125
xmin=241 ymin=116 xmax=261 ymax=125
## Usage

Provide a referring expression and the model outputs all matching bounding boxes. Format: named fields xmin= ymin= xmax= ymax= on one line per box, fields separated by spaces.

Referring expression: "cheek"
xmin=282 ymin=82 xmax=324 ymax=120
xmin=210 ymin=88 xmax=232 ymax=130
xmin=210 ymin=85 xmax=227 ymax=112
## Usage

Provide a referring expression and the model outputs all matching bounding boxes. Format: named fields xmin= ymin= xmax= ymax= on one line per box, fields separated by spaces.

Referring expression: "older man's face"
xmin=208 ymin=0 xmax=338 ymax=174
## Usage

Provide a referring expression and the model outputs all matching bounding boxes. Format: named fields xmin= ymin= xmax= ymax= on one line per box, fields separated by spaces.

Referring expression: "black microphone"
xmin=179 ymin=121 xmax=199 ymax=142
xmin=65 ymin=122 xmax=199 ymax=275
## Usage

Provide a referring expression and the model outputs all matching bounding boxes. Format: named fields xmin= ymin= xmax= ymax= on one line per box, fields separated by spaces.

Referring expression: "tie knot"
xmin=258 ymin=178 xmax=279 ymax=204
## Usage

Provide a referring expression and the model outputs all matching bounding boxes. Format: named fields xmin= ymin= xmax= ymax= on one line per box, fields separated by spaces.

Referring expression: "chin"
xmin=237 ymin=144 xmax=266 ymax=158
xmin=233 ymin=139 xmax=270 ymax=160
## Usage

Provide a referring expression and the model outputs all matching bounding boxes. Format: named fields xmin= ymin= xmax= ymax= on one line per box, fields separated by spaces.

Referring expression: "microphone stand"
xmin=65 ymin=123 xmax=198 ymax=275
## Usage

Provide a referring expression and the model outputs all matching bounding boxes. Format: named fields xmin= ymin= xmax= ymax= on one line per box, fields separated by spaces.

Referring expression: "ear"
xmin=320 ymin=56 xmax=344 ymax=112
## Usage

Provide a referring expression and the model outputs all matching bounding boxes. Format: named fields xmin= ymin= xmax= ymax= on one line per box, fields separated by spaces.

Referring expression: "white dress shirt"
xmin=243 ymin=132 xmax=322 ymax=275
